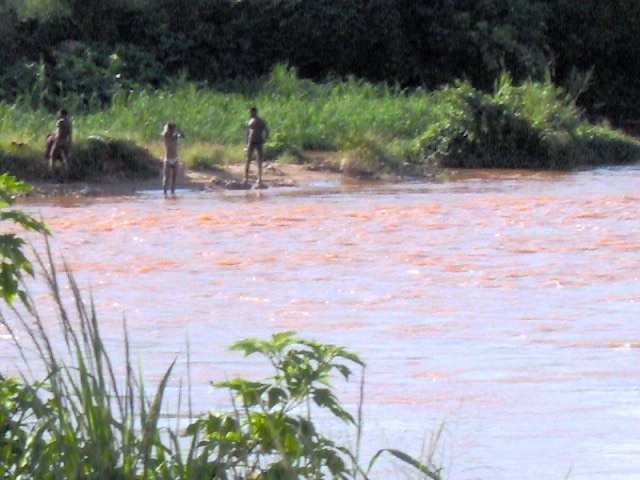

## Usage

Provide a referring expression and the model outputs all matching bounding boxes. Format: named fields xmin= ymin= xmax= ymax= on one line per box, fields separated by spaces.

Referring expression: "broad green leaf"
xmin=0 ymin=211 xmax=50 ymax=235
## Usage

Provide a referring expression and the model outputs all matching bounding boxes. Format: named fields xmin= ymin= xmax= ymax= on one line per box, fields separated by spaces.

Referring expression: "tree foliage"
xmin=547 ymin=0 xmax=640 ymax=120
xmin=0 ymin=0 xmax=638 ymax=120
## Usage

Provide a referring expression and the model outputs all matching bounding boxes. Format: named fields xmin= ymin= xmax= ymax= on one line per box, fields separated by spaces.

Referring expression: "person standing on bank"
xmin=49 ymin=108 xmax=72 ymax=173
xmin=162 ymin=123 xmax=185 ymax=196
xmin=244 ymin=107 xmax=269 ymax=188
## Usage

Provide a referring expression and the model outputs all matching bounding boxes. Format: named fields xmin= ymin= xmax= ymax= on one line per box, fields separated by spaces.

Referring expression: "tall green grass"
xmin=0 ymin=242 xmax=177 ymax=478
xmin=0 ymin=65 xmax=638 ymax=178
xmin=75 ymin=65 xmax=435 ymax=167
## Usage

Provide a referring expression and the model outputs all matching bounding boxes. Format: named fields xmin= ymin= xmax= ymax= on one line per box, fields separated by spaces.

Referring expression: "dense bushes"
xmin=0 ymin=42 xmax=164 ymax=112
xmin=420 ymin=75 xmax=640 ymax=169
xmin=0 ymin=174 xmax=49 ymax=304
xmin=1 ymin=0 xmax=639 ymax=122
xmin=546 ymin=0 xmax=640 ymax=121
xmin=420 ymin=85 xmax=546 ymax=169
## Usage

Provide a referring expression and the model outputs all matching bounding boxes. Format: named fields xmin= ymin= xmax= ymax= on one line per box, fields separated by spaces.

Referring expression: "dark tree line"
xmin=1 ymin=0 xmax=639 ymax=122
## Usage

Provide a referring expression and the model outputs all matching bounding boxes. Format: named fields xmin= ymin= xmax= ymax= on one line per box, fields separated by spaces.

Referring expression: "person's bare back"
xmin=245 ymin=107 xmax=269 ymax=187
xmin=247 ymin=116 xmax=267 ymax=144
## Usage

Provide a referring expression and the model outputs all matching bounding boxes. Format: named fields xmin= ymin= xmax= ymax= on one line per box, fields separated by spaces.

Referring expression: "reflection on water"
xmin=6 ymin=165 xmax=640 ymax=479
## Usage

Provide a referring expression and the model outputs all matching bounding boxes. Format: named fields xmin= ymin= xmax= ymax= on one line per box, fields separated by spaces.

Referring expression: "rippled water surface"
xmin=5 ymin=166 xmax=640 ymax=479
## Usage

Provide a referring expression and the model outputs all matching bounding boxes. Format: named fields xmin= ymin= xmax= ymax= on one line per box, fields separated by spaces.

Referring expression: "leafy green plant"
xmin=185 ymin=332 xmax=442 ymax=480
xmin=186 ymin=332 xmax=363 ymax=479
xmin=0 ymin=374 xmax=46 ymax=478
xmin=0 ymin=174 xmax=49 ymax=305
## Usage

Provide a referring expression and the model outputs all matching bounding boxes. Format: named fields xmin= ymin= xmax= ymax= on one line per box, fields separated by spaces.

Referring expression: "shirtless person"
xmin=244 ymin=107 xmax=269 ymax=188
xmin=162 ymin=123 xmax=185 ymax=196
xmin=49 ymin=108 xmax=72 ymax=172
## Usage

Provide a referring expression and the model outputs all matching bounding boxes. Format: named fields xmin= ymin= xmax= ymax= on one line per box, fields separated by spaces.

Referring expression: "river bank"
xmin=25 ymin=155 xmax=351 ymax=198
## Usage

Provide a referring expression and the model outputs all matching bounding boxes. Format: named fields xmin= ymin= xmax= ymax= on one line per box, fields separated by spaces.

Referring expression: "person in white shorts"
xmin=162 ymin=123 xmax=184 ymax=195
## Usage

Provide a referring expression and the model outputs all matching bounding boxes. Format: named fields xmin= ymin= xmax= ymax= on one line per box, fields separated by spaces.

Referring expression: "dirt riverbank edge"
xmin=24 ymin=158 xmax=358 ymax=198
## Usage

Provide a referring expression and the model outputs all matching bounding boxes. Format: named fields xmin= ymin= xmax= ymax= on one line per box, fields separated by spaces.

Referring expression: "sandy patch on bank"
xmin=26 ymin=155 xmax=347 ymax=198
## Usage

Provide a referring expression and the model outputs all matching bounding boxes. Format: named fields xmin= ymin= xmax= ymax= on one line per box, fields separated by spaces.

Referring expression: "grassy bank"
xmin=0 ymin=66 xmax=638 ymax=181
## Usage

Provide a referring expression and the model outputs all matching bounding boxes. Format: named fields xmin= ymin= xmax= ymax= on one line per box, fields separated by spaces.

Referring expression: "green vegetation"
xmin=187 ymin=332 xmax=442 ymax=479
xmin=70 ymin=136 xmax=159 ymax=180
xmin=2 ymin=0 xmax=640 ymax=178
xmin=421 ymin=74 xmax=640 ymax=170
xmin=0 ymin=134 xmax=161 ymax=183
xmin=1 ymin=0 xmax=640 ymax=122
xmin=0 ymin=244 xmax=442 ymax=478
xmin=0 ymin=66 xmax=638 ymax=181
xmin=0 ymin=174 xmax=49 ymax=304
xmin=4 ymin=0 xmax=638 ymax=472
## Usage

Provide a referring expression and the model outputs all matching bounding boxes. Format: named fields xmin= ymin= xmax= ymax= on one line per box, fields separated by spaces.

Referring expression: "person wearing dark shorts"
xmin=244 ymin=107 xmax=269 ymax=188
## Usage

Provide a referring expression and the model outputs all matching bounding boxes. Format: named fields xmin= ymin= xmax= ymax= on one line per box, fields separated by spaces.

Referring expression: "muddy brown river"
xmin=4 ymin=165 xmax=640 ymax=479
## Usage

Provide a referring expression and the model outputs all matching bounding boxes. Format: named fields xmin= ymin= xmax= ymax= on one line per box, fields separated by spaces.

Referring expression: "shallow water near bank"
xmin=5 ymin=165 xmax=640 ymax=479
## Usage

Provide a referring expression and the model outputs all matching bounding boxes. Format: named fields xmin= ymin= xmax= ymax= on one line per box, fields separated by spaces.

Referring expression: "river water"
xmin=4 ymin=166 xmax=640 ymax=479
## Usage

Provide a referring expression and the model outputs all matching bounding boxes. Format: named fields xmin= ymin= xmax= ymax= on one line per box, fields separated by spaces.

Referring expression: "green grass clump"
xmin=0 ymin=245 xmax=176 ymax=478
xmin=70 ymin=136 xmax=159 ymax=180
xmin=340 ymin=134 xmax=399 ymax=178
xmin=420 ymin=73 xmax=640 ymax=169
xmin=177 ymin=142 xmax=245 ymax=170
